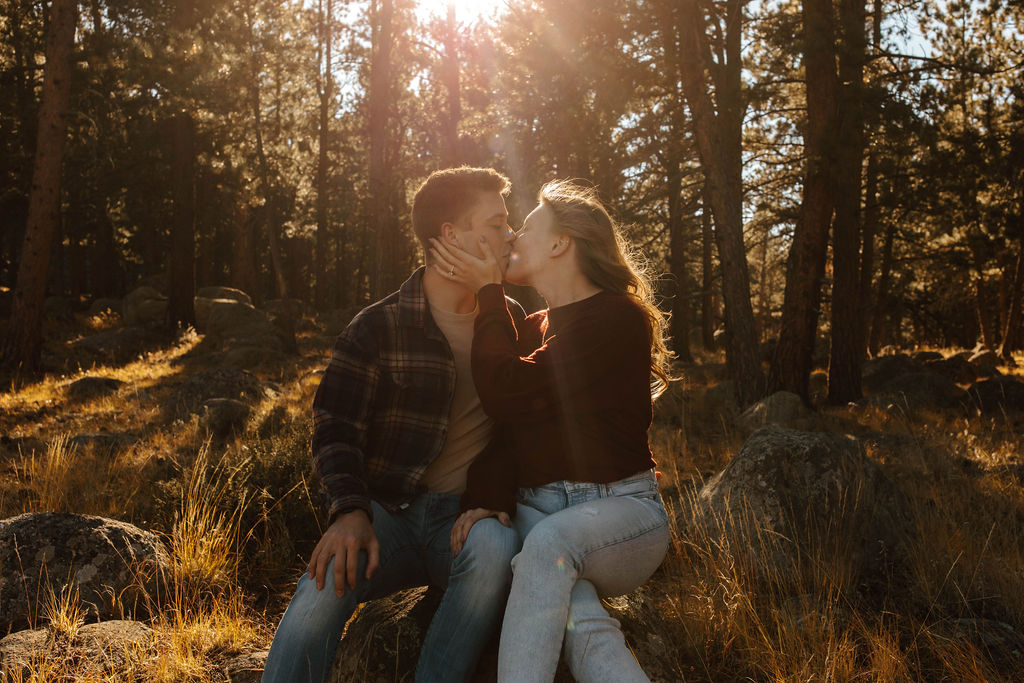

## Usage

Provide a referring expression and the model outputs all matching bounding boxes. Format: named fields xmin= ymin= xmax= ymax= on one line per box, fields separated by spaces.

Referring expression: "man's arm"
xmin=309 ymin=320 xmax=381 ymax=595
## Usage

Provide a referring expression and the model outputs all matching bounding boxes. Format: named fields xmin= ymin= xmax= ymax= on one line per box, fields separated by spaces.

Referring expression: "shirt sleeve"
xmin=312 ymin=319 xmax=379 ymax=522
xmin=471 ymin=283 xmax=647 ymax=422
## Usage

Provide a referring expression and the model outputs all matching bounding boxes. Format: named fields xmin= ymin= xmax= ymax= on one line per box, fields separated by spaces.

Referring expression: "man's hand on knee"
xmin=307 ymin=509 xmax=380 ymax=596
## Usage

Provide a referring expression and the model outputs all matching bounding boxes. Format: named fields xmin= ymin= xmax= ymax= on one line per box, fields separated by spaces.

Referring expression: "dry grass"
xmin=3 ymin=334 xmax=1024 ymax=680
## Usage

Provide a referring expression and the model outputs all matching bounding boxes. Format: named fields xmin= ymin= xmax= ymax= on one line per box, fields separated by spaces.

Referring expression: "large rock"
xmin=204 ymin=299 xmax=293 ymax=352
xmin=0 ymin=514 xmax=169 ymax=631
xmin=329 ymin=586 xmax=678 ymax=682
xmin=201 ymin=398 xmax=251 ymax=439
xmin=862 ymin=354 xmax=922 ymax=394
xmin=68 ymin=432 xmax=139 ymax=455
xmin=86 ymin=298 xmax=122 ymax=318
xmin=71 ymin=326 xmax=164 ymax=364
xmin=66 ymin=376 xmax=124 ymax=401
xmin=0 ymin=620 xmax=157 ymax=678
xmin=698 ymin=427 xmax=914 ymax=591
xmin=967 ymin=376 xmax=1024 ymax=416
xmin=861 ymin=371 xmax=968 ymax=413
xmin=167 ymin=368 xmax=271 ymax=418
xmin=968 ymin=349 xmax=1000 ymax=368
xmin=735 ymin=391 xmax=817 ymax=434
xmin=924 ymin=355 xmax=977 ymax=385
xmin=122 ymin=287 xmax=167 ymax=327
xmin=196 ymin=286 xmax=252 ymax=305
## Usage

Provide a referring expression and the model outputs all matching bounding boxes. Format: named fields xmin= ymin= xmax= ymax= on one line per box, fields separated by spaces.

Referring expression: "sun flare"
xmin=416 ymin=0 xmax=509 ymax=23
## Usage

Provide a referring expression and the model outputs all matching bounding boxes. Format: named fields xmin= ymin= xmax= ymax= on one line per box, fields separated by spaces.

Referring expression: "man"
xmin=262 ymin=167 xmax=522 ymax=682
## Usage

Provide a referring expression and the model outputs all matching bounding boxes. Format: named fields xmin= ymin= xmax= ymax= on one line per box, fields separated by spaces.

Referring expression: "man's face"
xmin=505 ymin=203 xmax=557 ymax=286
xmin=453 ymin=191 xmax=516 ymax=273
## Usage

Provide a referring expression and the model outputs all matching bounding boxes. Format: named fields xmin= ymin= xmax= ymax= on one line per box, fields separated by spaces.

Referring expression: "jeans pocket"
xmin=605 ymin=470 xmax=658 ymax=500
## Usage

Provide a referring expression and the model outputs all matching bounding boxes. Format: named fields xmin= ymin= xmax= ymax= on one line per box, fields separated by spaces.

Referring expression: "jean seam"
xmin=568 ymin=513 xmax=669 ymax=573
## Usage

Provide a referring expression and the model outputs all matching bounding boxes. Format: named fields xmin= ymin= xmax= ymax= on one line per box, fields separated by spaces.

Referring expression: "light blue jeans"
xmin=262 ymin=493 xmax=519 ymax=683
xmin=497 ymin=469 xmax=670 ymax=683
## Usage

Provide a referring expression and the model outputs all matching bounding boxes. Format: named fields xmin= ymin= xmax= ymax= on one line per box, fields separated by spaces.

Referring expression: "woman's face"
xmin=506 ymin=203 xmax=560 ymax=286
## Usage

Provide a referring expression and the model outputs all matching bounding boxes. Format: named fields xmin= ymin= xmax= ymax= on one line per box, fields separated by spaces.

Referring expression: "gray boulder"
xmin=698 ymin=426 xmax=914 ymax=590
xmin=862 ymin=354 xmax=922 ymax=394
xmin=204 ymin=299 xmax=293 ymax=352
xmin=122 ymin=287 xmax=167 ymax=327
xmin=924 ymin=355 xmax=977 ymax=385
xmin=196 ymin=286 xmax=252 ymax=305
xmin=0 ymin=620 xmax=156 ymax=678
xmin=167 ymin=368 xmax=271 ymax=418
xmin=224 ymin=651 xmax=268 ymax=682
xmin=911 ymin=350 xmax=944 ymax=363
xmin=967 ymin=376 xmax=1024 ymax=416
xmin=71 ymin=326 xmax=161 ymax=363
xmin=66 ymin=376 xmax=124 ymax=401
xmin=861 ymin=371 xmax=968 ymax=413
xmin=968 ymin=349 xmax=1000 ymax=368
xmin=201 ymin=398 xmax=251 ymax=439
xmin=735 ymin=391 xmax=817 ymax=434
xmin=0 ymin=514 xmax=169 ymax=631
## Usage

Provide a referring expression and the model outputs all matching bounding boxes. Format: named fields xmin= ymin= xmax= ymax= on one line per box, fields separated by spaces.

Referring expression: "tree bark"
xmin=231 ymin=204 xmax=259 ymax=299
xmin=868 ymin=220 xmax=895 ymax=355
xmin=677 ymin=0 xmax=763 ymax=405
xmin=701 ymin=181 xmax=717 ymax=350
xmin=768 ymin=0 xmax=838 ymax=403
xmin=998 ymin=243 xmax=1024 ymax=359
xmin=826 ymin=0 xmax=867 ymax=403
xmin=315 ymin=0 xmax=333 ymax=310
xmin=667 ymin=166 xmax=693 ymax=362
xmin=370 ymin=0 xmax=399 ymax=299
xmin=167 ymin=112 xmax=196 ymax=329
xmin=441 ymin=3 xmax=461 ymax=166
xmin=2 ymin=0 xmax=78 ymax=370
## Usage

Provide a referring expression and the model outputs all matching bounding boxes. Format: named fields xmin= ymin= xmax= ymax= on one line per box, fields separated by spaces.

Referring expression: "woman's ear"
xmin=551 ymin=234 xmax=570 ymax=257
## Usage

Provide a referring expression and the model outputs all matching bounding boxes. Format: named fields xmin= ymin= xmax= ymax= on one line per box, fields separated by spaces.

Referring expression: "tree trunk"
xmin=768 ymin=0 xmax=838 ymax=403
xmin=2 ymin=0 xmax=78 ymax=370
xmin=677 ymin=0 xmax=763 ymax=405
xmin=370 ymin=0 xmax=398 ymax=299
xmin=441 ymin=3 xmax=461 ymax=166
xmin=167 ymin=112 xmax=196 ymax=329
xmin=315 ymin=0 xmax=333 ymax=310
xmin=998 ymin=244 xmax=1024 ymax=359
xmin=667 ymin=167 xmax=693 ymax=362
xmin=244 ymin=0 xmax=288 ymax=301
xmin=969 ymin=238 xmax=999 ymax=349
xmin=826 ymin=0 xmax=867 ymax=404
xmin=231 ymin=205 xmax=259 ymax=300
xmin=701 ymin=181 xmax=716 ymax=350
xmin=859 ymin=152 xmax=879 ymax=353
xmin=867 ymin=220 xmax=895 ymax=355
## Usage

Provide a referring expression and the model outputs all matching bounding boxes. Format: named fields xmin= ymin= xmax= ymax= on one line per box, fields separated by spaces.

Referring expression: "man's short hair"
xmin=411 ymin=167 xmax=511 ymax=249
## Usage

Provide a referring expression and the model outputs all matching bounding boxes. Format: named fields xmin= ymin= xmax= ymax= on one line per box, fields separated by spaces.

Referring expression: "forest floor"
xmin=2 ymin=309 xmax=1024 ymax=681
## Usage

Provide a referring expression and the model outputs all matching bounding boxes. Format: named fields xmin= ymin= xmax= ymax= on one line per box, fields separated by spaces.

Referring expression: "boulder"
xmin=975 ymin=364 xmax=1003 ymax=380
xmin=968 ymin=349 xmax=1000 ymax=368
xmin=0 ymin=621 xmax=157 ymax=678
xmin=224 ymin=651 xmax=268 ymax=682
xmin=860 ymin=371 xmax=968 ymax=413
xmin=87 ymin=298 xmax=122 ymax=317
xmin=698 ymin=427 xmax=914 ymax=591
xmin=66 ymin=376 xmax=124 ymax=401
xmin=967 ymin=376 xmax=1024 ymax=416
xmin=196 ymin=286 xmax=252 ymax=306
xmin=734 ymin=391 xmax=817 ymax=434
xmin=220 ymin=346 xmax=287 ymax=369
xmin=0 ymin=513 xmax=169 ymax=631
xmin=924 ymin=355 xmax=977 ymax=385
xmin=167 ymin=368 xmax=271 ymax=418
xmin=201 ymin=398 xmax=251 ymax=439
xmin=862 ymin=354 xmax=922 ymax=394
xmin=122 ymin=287 xmax=167 ymax=327
xmin=71 ymin=326 xmax=164 ymax=363
xmin=329 ymin=586 xmax=678 ymax=683
xmin=911 ymin=350 xmax=944 ymax=363
xmin=204 ymin=299 xmax=293 ymax=352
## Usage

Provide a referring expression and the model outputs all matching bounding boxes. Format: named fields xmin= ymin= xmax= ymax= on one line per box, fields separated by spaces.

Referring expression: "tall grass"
xmin=17 ymin=433 xmax=76 ymax=512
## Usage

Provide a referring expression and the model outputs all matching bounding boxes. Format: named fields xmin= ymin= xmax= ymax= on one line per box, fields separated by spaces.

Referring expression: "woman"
xmin=429 ymin=180 xmax=672 ymax=682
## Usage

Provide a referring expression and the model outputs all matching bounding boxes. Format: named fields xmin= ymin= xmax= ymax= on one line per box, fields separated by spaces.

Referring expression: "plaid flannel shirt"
xmin=312 ymin=267 xmax=523 ymax=521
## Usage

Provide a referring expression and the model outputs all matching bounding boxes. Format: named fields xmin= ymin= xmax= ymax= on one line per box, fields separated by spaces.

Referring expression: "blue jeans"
xmin=497 ymin=470 xmax=670 ymax=683
xmin=262 ymin=493 xmax=519 ymax=682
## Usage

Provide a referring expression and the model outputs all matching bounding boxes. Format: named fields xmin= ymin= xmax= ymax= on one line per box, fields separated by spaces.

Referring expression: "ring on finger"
xmin=449 ymin=266 xmax=455 ymax=276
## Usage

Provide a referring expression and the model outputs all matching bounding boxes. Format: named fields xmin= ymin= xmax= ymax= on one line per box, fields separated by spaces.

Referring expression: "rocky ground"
xmin=2 ymin=288 xmax=1024 ymax=681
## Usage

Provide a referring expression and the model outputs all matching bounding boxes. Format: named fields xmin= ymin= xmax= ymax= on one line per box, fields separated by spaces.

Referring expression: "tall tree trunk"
xmin=768 ymin=0 xmax=838 ymax=403
xmin=231 ymin=205 xmax=259 ymax=299
xmin=315 ymin=0 xmax=333 ymax=310
xmin=701 ymin=181 xmax=717 ymax=350
xmin=969 ymin=238 xmax=999 ymax=349
xmin=2 ymin=0 xmax=78 ymax=370
xmin=827 ymin=0 xmax=867 ymax=404
xmin=167 ymin=112 xmax=196 ymax=329
xmin=677 ymin=0 xmax=763 ymax=406
xmin=998 ymin=243 xmax=1024 ymax=359
xmin=859 ymin=152 xmax=879 ymax=353
xmin=868 ymin=220 xmax=895 ymax=355
xmin=244 ymin=0 xmax=288 ymax=301
xmin=441 ymin=3 xmax=461 ymax=166
xmin=667 ymin=166 xmax=693 ymax=362
xmin=370 ymin=0 xmax=398 ymax=299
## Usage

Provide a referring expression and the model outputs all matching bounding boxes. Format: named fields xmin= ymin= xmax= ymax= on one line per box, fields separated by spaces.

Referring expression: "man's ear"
xmin=440 ymin=223 xmax=460 ymax=246
xmin=551 ymin=234 xmax=570 ymax=257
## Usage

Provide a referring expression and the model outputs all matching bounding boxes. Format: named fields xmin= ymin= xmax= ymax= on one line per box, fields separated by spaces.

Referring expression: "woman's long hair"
xmin=539 ymin=180 xmax=674 ymax=397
